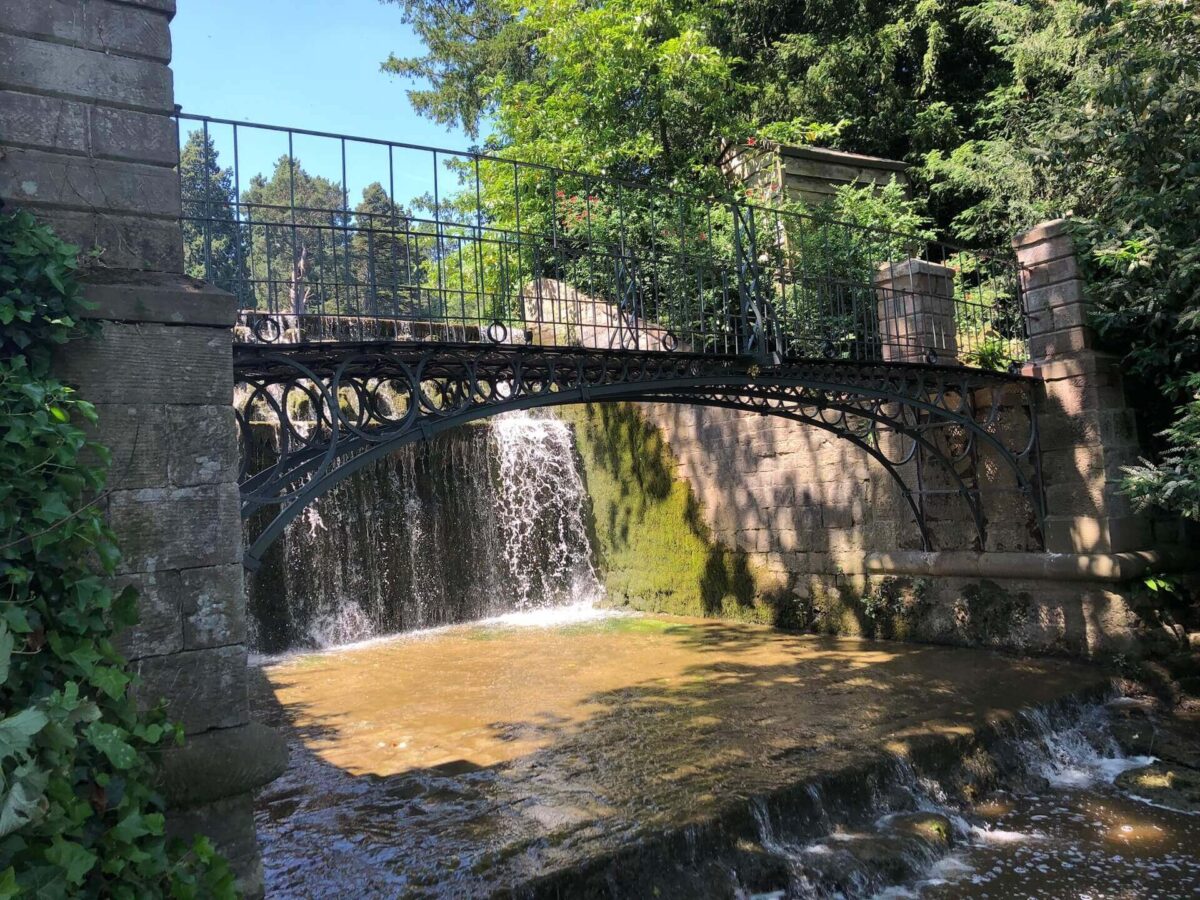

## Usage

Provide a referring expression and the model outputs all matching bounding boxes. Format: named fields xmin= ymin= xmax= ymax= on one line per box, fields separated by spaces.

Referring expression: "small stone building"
xmin=717 ymin=139 xmax=909 ymax=205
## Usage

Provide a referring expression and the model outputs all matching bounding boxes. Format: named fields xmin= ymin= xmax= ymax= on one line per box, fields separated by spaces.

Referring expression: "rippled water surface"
xmin=251 ymin=611 xmax=1126 ymax=897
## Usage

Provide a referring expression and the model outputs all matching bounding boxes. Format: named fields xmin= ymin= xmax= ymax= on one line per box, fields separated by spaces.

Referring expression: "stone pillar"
xmin=0 ymin=2 xmax=282 ymax=895
xmin=875 ymin=259 xmax=958 ymax=364
xmin=1014 ymin=219 xmax=1151 ymax=554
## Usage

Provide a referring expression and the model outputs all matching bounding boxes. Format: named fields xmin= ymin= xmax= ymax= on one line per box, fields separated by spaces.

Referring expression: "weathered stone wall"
xmin=1 ymin=2 xmax=280 ymax=894
xmin=575 ymin=397 xmax=1180 ymax=657
xmin=573 ymin=220 xmax=1188 ymax=659
xmin=0 ymin=0 xmax=182 ymax=271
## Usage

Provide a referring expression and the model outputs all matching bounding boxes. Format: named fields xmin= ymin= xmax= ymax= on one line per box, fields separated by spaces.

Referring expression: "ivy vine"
xmin=0 ymin=211 xmax=234 ymax=897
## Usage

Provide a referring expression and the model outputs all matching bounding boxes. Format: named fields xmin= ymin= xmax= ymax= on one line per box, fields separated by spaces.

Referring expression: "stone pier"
xmin=0 ymin=1 xmax=283 ymax=894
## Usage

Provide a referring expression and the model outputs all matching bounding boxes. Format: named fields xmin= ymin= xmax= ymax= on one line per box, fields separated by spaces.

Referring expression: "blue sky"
xmin=172 ymin=0 xmax=473 ymax=205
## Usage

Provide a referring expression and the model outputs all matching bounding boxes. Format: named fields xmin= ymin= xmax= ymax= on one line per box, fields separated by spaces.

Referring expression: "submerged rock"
xmin=1107 ymin=698 xmax=1200 ymax=770
xmin=1116 ymin=762 xmax=1200 ymax=813
xmin=886 ymin=812 xmax=955 ymax=849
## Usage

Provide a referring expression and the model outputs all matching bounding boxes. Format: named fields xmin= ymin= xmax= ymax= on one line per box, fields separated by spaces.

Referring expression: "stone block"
xmin=1043 ymin=515 xmax=1153 ymax=554
xmin=160 ymin=722 xmax=286 ymax=810
xmin=982 ymin=522 xmax=1036 ymax=553
xmin=1041 ymin=371 xmax=1126 ymax=416
xmin=112 ymin=569 xmax=182 ymax=660
xmin=822 ymin=505 xmax=855 ymax=530
xmin=134 ymin=644 xmax=248 ymax=733
xmin=2 ymin=0 xmax=172 ymax=62
xmin=182 ymin=564 xmax=246 ymax=650
xmin=1044 ymin=480 xmax=1134 ymax=519
xmin=167 ymin=794 xmax=262 ymax=899
xmin=167 ymin=406 xmax=238 ymax=486
xmin=1042 ymin=442 xmax=1140 ymax=486
xmin=106 ymin=483 xmax=242 ymax=574
xmin=0 ymin=90 xmax=178 ymax=165
xmin=1019 ymin=255 xmax=1080 ymax=291
xmin=1027 ymin=301 xmax=1091 ymax=337
xmin=1012 ymin=235 xmax=1075 ymax=267
xmin=1039 ymin=408 xmax=1138 ymax=453
xmin=1012 ymin=218 xmax=1071 ymax=249
xmin=82 ymin=273 xmax=236 ymax=326
xmin=27 ymin=207 xmax=182 ymax=271
xmin=0 ymin=146 xmax=180 ymax=217
xmin=56 ymin=322 xmax=233 ymax=406
xmin=85 ymin=403 xmax=170 ymax=490
xmin=1030 ymin=325 xmax=1095 ymax=360
xmin=0 ymin=33 xmax=173 ymax=113
xmin=1023 ymin=281 xmax=1085 ymax=316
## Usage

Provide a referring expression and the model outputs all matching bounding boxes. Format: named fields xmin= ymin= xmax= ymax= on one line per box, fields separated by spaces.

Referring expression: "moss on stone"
xmin=956 ymin=580 xmax=1033 ymax=647
xmin=561 ymin=403 xmax=787 ymax=625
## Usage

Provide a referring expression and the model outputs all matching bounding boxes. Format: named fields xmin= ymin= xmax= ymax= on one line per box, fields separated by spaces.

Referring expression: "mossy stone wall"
xmin=563 ymin=402 xmax=1158 ymax=658
xmin=562 ymin=404 xmax=807 ymax=627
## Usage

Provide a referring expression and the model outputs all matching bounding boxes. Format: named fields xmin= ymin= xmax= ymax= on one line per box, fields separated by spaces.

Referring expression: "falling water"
xmin=492 ymin=412 xmax=602 ymax=611
xmin=246 ymin=411 xmax=602 ymax=653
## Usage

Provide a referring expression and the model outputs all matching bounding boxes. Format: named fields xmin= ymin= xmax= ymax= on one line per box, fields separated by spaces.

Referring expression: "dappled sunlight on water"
xmin=252 ymin=612 xmax=1110 ymax=897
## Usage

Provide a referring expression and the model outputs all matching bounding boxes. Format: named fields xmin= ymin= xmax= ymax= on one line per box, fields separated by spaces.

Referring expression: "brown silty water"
xmin=250 ymin=613 xmax=1200 ymax=898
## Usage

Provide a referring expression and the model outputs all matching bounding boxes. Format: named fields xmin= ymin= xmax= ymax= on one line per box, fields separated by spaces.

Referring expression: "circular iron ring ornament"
xmin=234 ymin=344 xmax=1044 ymax=569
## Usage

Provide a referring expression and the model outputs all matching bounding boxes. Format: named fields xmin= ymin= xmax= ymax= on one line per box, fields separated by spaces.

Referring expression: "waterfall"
xmin=246 ymin=411 xmax=602 ymax=653
xmin=492 ymin=412 xmax=602 ymax=610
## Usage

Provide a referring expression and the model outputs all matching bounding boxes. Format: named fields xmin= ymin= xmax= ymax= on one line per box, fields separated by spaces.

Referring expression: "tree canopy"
xmin=383 ymin=0 xmax=1200 ymax=521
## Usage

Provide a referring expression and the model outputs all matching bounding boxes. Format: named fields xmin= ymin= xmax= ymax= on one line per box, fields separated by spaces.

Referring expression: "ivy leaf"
xmin=0 ymin=867 xmax=18 ymax=900
xmin=84 ymin=722 xmax=137 ymax=770
xmin=0 ymin=708 xmax=49 ymax=760
xmin=110 ymin=811 xmax=152 ymax=844
xmin=0 ymin=763 xmax=49 ymax=838
xmin=12 ymin=865 xmax=66 ymax=900
xmin=90 ymin=666 xmax=130 ymax=700
xmin=44 ymin=837 xmax=97 ymax=886
xmin=0 ymin=626 xmax=12 ymax=685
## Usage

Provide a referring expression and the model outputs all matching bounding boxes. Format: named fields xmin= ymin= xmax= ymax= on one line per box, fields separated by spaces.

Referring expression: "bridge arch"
xmin=236 ymin=344 xmax=1043 ymax=569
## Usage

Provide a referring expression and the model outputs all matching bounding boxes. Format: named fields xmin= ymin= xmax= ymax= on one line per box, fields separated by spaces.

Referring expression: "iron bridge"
xmin=176 ymin=114 xmax=1044 ymax=568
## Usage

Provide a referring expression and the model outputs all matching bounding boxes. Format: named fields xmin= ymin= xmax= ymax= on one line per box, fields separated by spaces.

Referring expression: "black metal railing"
xmin=177 ymin=113 xmax=1029 ymax=369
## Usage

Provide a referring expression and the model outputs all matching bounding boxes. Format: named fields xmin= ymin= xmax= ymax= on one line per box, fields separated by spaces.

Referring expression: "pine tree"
xmin=241 ymin=157 xmax=348 ymax=317
xmin=179 ymin=131 xmax=248 ymax=302
xmin=350 ymin=182 xmax=426 ymax=317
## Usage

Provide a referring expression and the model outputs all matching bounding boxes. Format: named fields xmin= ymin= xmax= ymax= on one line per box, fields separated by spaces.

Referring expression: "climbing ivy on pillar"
xmin=0 ymin=212 xmax=233 ymax=897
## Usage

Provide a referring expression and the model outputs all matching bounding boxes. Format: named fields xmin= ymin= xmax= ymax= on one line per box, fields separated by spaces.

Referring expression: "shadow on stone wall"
xmin=561 ymin=403 xmax=802 ymax=626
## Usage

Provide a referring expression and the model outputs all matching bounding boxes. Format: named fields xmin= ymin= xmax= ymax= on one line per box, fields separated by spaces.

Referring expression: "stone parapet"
xmin=0 ymin=1 xmax=181 ymax=271
xmin=1013 ymin=218 xmax=1156 ymax=555
xmin=874 ymin=258 xmax=958 ymax=364
xmin=55 ymin=277 xmax=274 ymax=896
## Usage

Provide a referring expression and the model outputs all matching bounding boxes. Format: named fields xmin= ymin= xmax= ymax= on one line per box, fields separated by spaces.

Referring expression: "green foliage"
xmin=240 ymin=155 xmax=349 ymax=318
xmin=0 ymin=211 xmax=234 ymax=897
xmin=383 ymin=0 xmax=1008 ymax=181
xmin=350 ymin=182 xmax=426 ymax=318
xmin=382 ymin=0 xmax=1200 ymax=518
xmin=1121 ymin=374 xmax=1200 ymax=521
xmin=1066 ymin=3 xmax=1200 ymax=452
xmin=179 ymin=132 xmax=250 ymax=305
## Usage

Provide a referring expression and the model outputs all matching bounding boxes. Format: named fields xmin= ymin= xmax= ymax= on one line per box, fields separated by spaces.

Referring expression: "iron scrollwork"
xmin=236 ymin=343 xmax=1043 ymax=569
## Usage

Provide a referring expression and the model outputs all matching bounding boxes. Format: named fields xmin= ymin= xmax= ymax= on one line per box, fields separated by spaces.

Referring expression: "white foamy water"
xmin=480 ymin=598 xmax=623 ymax=628
xmin=251 ymin=408 xmax=606 ymax=653
xmin=1020 ymin=706 xmax=1155 ymax=790
xmin=491 ymin=410 xmax=604 ymax=610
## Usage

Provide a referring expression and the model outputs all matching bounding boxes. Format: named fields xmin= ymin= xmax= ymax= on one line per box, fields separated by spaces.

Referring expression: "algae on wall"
xmin=562 ymin=403 xmax=803 ymax=627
